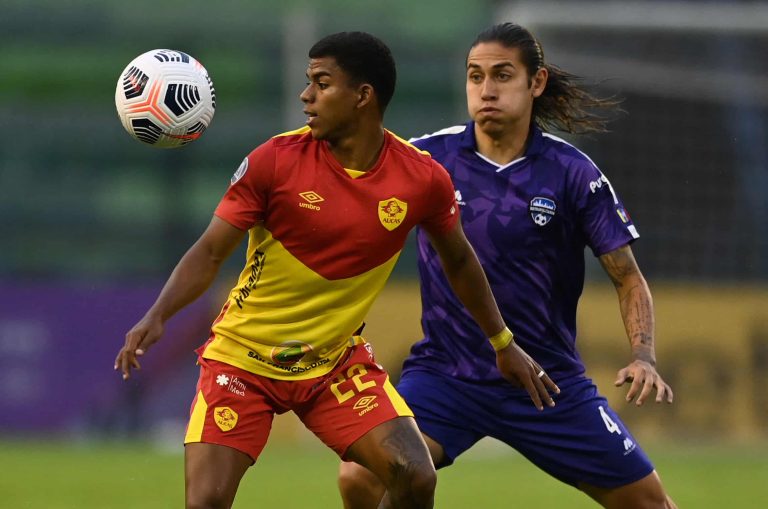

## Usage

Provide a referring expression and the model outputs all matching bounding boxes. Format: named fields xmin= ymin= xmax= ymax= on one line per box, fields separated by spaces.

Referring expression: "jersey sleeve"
xmin=419 ymin=159 xmax=459 ymax=236
xmin=214 ymin=140 xmax=276 ymax=230
xmin=569 ymin=159 xmax=640 ymax=257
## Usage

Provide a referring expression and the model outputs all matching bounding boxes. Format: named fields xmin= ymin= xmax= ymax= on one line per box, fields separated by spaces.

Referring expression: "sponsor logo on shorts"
xmin=354 ymin=395 xmax=379 ymax=416
xmin=213 ymin=406 xmax=238 ymax=432
xmin=622 ymin=437 xmax=636 ymax=455
xmin=215 ymin=373 xmax=246 ymax=397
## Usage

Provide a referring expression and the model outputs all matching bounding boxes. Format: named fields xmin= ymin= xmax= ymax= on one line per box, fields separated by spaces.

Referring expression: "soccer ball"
xmin=115 ymin=49 xmax=216 ymax=148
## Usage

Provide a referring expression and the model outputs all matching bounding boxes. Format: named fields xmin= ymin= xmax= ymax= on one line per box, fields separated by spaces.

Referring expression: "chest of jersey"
xmin=261 ymin=145 xmax=430 ymax=279
xmin=451 ymin=155 xmax=579 ymax=259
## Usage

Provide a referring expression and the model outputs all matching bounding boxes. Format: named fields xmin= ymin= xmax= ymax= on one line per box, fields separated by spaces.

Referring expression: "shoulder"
xmin=386 ymin=129 xmax=442 ymax=171
xmin=408 ymin=124 xmax=468 ymax=158
xmin=537 ymin=131 xmax=604 ymax=180
xmin=270 ymin=126 xmax=314 ymax=148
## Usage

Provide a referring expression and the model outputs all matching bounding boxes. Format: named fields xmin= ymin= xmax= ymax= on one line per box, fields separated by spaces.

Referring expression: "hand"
xmin=615 ymin=360 xmax=673 ymax=405
xmin=496 ymin=342 xmax=560 ymax=411
xmin=114 ymin=314 xmax=165 ymax=380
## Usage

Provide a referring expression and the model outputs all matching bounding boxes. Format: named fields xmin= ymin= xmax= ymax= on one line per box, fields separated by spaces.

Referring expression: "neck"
xmin=327 ymin=120 xmax=385 ymax=171
xmin=474 ymin=121 xmax=531 ymax=166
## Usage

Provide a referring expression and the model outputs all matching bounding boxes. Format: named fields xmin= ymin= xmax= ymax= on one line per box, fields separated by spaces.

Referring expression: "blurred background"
xmin=1 ymin=0 xmax=766 ymax=507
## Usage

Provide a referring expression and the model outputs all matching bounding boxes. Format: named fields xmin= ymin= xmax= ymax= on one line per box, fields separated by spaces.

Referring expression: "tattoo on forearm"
xmin=601 ymin=247 xmax=657 ymax=365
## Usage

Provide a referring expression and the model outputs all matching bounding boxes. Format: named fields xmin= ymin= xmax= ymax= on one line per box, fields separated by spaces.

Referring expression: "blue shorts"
xmin=397 ymin=369 xmax=654 ymax=489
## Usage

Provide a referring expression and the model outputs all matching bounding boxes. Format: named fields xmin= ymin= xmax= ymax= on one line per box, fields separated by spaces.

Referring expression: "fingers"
xmin=634 ymin=373 xmax=655 ymax=406
xmin=614 ymin=368 xmax=629 ymax=386
xmin=521 ymin=375 xmax=545 ymax=411
xmin=622 ymin=368 xmax=675 ymax=406
xmin=540 ymin=371 xmax=560 ymax=395
xmin=114 ymin=329 xmax=147 ymax=380
xmin=497 ymin=345 xmax=558 ymax=411
xmin=654 ymin=380 xmax=674 ymax=404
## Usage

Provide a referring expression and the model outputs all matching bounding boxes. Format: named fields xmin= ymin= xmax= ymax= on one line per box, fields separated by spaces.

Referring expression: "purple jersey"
xmin=402 ymin=122 xmax=639 ymax=384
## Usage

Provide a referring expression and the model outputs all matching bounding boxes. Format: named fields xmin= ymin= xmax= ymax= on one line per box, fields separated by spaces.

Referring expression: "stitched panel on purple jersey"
xmin=403 ymin=122 xmax=638 ymax=384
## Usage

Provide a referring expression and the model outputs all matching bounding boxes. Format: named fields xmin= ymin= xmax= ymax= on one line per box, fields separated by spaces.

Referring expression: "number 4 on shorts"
xmin=599 ymin=405 xmax=622 ymax=435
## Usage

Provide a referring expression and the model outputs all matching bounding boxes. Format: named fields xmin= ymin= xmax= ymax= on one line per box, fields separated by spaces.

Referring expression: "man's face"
xmin=300 ymin=57 xmax=361 ymax=141
xmin=466 ymin=42 xmax=545 ymax=136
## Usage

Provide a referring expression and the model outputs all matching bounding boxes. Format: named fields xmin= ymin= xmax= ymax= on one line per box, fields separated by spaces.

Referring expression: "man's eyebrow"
xmin=467 ymin=62 xmax=516 ymax=70
xmin=306 ymin=70 xmax=332 ymax=79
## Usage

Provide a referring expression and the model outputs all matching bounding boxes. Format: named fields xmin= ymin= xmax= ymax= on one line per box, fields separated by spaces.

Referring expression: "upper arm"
xmin=598 ymin=244 xmax=642 ymax=289
xmin=215 ymin=141 xmax=275 ymax=230
xmin=425 ymin=220 xmax=474 ymax=272
xmin=193 ymin=215 xmax=249 ymax=264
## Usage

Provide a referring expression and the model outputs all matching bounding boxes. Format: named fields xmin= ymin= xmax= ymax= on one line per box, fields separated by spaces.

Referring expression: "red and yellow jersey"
xmin=201 ymin=127 xmax=458 ymax=380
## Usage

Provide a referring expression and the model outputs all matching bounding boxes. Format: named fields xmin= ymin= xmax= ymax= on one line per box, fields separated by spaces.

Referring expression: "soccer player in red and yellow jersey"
xmin=115 ymin=31 xmax=557 ymax=509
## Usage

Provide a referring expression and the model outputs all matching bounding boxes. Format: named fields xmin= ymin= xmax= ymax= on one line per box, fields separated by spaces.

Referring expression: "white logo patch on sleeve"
xmin=231 ymin=157 xmax=248 ymax=185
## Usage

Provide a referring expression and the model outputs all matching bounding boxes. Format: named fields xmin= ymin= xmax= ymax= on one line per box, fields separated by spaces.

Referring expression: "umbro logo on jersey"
xmin=455 ymin=189 xmax=466 ymax=206
xmin=299 ymin=191 xmax=324 ymax=211
xmin=530 ymin=197 xmax=556 ymax=226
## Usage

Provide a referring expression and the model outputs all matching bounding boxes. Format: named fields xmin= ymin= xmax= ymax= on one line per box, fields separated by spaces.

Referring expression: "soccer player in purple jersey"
xmin=338 ymin=23 xmax=677 ymax=508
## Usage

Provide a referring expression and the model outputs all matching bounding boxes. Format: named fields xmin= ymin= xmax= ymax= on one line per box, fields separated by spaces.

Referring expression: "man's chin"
xmin=475 ymin=118 xmax=505 ymax=135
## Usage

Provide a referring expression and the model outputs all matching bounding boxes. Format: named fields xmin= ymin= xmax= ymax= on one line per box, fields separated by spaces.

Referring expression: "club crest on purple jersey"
xmin=530 ymin=197 xmax=556 ymax=226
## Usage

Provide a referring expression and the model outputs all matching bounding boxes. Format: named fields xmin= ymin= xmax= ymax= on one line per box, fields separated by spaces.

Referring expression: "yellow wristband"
xmin=489 ymin=327 xmax=514 ymax=351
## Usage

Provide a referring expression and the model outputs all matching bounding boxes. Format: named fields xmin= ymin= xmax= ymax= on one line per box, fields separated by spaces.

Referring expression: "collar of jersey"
xmin=460 ymin=121 xmax=546 ymax=170
xmin=320 ymin=130 xmax=392 ymax=180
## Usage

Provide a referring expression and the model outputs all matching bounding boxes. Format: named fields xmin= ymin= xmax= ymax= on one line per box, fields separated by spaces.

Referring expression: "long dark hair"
xmin=470 ymin=23 xmax=622 ymax=134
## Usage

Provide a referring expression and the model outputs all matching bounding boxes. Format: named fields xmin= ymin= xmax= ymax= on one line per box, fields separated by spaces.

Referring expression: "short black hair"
xmin=309 ymin=31 xmax=396 ymax=112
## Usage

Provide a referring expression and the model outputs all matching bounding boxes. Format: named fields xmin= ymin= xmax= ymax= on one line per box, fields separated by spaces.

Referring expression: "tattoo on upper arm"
xmin=599 ymin=246 xmax=639 ymax=288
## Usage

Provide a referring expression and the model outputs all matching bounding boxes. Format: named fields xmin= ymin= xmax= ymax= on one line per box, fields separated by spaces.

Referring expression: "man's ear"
xmin=531 ymin=67 xmax=548 ymax=98
xmin=357 ymin=84 xmax=374 ymax=108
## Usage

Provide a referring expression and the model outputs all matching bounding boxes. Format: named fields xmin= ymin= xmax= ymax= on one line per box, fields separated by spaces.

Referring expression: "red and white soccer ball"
xmin=115 ymin=49 xmax=216 ymax=148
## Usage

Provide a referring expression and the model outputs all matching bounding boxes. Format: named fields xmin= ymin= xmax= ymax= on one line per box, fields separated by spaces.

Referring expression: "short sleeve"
xmin=569 ymin=160 xmax=639 ymax=257
xmin=419 ymin=160 xmax=459 ymax=236
xmin=214 ymin=140 xmax=276 ymax=230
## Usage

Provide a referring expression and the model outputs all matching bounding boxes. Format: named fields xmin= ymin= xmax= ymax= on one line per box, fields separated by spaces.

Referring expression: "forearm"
xmin=615 ymin=273 xmax=656 ymax=365
xmin=442 ymin=253 xmax=506 ymax=338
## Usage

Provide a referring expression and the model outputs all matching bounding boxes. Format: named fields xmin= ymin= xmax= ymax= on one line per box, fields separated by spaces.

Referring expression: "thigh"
xmin=184 ymin=358 xmax=276 ymax=462
xmin=343 ymin=416 xmax=434 ymax=486
xmin=185 ymin=442 xmax=252 ymax=508
xmin=396 ymin=370 xmax=484 ymax=467
xmin=494 ymin=378 xmax=655 ymax=489
xmin=580 ymin=470 xmax=675 ymax=509
xmin=298 ymin=343 xmax=414 ymax=458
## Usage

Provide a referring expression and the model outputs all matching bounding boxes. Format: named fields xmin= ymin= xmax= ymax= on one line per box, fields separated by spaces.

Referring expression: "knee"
xmin=338 ymin=461 xmax=386 ymax=508
xmin=185 ymin=487 xmax=233 ymax=509
xmin=390 ymin=459 xmax=437 ymax=499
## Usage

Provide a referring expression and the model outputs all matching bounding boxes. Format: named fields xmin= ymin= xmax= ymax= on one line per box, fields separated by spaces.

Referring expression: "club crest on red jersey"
xmin=378 ymin=197 xmax=408 ymax=231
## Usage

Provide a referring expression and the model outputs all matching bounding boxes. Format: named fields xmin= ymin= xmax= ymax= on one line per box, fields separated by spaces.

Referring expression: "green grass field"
xmin=2 ymin=438 xmax=766 ymax=508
